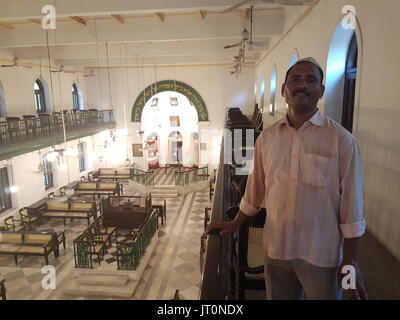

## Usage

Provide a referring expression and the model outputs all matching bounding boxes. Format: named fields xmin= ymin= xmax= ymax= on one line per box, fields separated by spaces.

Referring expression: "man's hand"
xmin=204 ymin=221 xmax=239 ymax=236
xmin=338 ymin=260 xmax=368 ymax=300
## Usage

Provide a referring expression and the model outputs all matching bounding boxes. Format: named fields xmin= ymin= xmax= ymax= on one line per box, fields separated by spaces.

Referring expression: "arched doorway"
xmin=342 ymin=33 xmax=358 ymax=133
xmin=146 ymin=132 xmax=159 ymax=169
xmin=325 ymin=21 xmax=361 ymax=131
xmin=131 ymin=80 xmax=208 ymax=122
xmin=168 ymin=131 xmax=183 ymax=164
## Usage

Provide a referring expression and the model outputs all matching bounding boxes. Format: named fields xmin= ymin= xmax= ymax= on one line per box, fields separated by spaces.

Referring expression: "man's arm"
xmin=205 ymin=210 xmax=249 ymax=236
xmin=338 ymin=134 xmax=367 ymax=299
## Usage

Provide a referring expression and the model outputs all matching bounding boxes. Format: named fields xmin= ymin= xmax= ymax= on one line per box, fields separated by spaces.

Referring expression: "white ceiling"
xmin=0 ymin=0 xmax=314 ymax=71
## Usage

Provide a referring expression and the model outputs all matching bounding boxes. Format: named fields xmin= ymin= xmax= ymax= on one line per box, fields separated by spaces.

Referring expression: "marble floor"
xmin=0 ymin=168 xmax=211 ymax=300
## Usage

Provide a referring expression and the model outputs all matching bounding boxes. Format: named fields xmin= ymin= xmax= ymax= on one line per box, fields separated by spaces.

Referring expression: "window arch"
xmin=269 ymin=65 xmax=277 ymax=116
xmin=0 ymin=81 xmax=6 ymax=117
xmin=260 ymin=73 xmax=266 ymax=112
xmin=34 ymin=79 xmax=47 ymax=113
xmin=72 ymin=83 xmax=80 ymax=110
xmin=289 ymin=49 xmax=300 ymax=67
xmin=325 ymin=21 xmax=360 ymax=131
xmin=72 ymin=82 xmax=84 ymax=110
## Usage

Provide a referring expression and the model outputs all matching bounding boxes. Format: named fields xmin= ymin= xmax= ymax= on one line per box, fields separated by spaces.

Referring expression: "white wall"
xmin=0 ymin=133 xmax=108 ymax=223
xmin=255 ymin=0 xmax=400 ymax=261
xmin=84 ymin=64 xmax=254 ymax=170
xmin=0 ymin=50 xmax=88 ymax=117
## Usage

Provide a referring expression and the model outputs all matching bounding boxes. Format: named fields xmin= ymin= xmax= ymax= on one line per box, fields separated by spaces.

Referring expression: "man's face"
xmin=281 ymin=62 xmax=325 ymax=113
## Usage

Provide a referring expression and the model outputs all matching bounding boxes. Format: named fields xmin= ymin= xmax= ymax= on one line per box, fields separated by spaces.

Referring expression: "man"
xmin=206 ymin=57 xmax=367 ymax=300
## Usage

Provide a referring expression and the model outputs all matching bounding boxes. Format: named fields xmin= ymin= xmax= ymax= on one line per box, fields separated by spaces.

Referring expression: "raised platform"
xmin=62 ymin=230 xmax=158 ymax=299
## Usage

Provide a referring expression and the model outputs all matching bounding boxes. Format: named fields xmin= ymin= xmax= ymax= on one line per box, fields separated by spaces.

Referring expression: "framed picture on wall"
xmin=132 ymin=144 xmax=143 ymax=157
xmin=170 ymin=116 xmax=180 ymax=127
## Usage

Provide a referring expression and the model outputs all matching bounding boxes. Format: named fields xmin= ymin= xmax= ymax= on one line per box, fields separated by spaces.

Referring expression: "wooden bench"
xmin=0 ymin=230 xmax=65 ymax=265
xmin=41 ymin=201 xmax=97 ymax=226
xmin=73 ymin=216 xmax=117 ymax=267
xmin=74 ymin=182 xmax=121 ymax=197
xmin=97 ymin=168 xmax=130 ymax=181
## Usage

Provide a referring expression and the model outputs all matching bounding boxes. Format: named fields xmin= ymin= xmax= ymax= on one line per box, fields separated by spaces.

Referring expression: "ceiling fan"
xmin=1 ymin=57 xmax=33 ymax=68
xmin=50 ymin=65 xmax=76 ymax=74
xmin=83 ymin=69 xmax=94 ymax=77
xmin=221 ymin=0 xmax=313 ymax=14
xmin=224 ymin=6 xmax=268 ymax=51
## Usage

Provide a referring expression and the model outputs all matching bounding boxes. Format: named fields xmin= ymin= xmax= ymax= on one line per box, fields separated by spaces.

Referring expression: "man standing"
xmin=206 ymin=57 xmax=367 ymax=300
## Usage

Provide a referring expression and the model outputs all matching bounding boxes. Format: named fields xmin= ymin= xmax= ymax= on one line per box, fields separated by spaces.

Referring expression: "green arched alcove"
xmin=131 ymin=80 xmax=209 ymax=122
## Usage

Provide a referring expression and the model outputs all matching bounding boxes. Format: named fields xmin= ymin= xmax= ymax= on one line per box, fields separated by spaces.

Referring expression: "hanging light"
xmin=125 ymin=158 xmax=132 ymax=167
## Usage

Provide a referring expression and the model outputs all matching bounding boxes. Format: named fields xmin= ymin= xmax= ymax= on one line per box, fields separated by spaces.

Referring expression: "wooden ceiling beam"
xmin=110 ymin=14 xmax=124 ymax=24
xmin=69 ymin=16 xmax=87 ymax=26
xmin=155 ymin=13 xmax=165 ymax=22
xmin=199 ymin=10 xmax=207 ymax=20
xmin=0 ymin=22 xmax=14 ymax=29
xmin=28 ymin=19 xmax=42 ymax=25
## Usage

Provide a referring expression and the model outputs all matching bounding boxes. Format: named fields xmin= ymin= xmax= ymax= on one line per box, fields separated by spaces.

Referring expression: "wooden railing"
xmin=116 ymin=209 xmax=158 ymax=270
xmin=130 ymin=167 xmax=154 ymax=186
xmin=0 ymin=109 xmax=114 ymax=148
xmin=175 ymin=166 xmax=209 ymax=187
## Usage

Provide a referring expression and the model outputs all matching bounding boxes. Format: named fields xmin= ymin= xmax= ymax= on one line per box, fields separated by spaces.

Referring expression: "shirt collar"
xmin=279 ymin=109 xmax=326 ymax=128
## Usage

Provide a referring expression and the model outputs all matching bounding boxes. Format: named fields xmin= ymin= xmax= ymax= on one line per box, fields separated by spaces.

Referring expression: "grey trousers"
xmin=264 ymin=257 xmax=343 ymax=300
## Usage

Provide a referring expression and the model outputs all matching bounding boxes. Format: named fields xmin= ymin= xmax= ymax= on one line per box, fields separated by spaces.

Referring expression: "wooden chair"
xmin=0 ymin=279 xmax=6 ymax=300
xmin=4 ymin=216 xmax=26 ymax=232
xmin=238 ymin=208 xmax=267 ymax=300
xmin=19 ymin=207 xmax=39 ymax=231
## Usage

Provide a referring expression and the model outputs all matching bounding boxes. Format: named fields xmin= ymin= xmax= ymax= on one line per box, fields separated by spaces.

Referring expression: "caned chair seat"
xmin=88 ymin=244 xmax=104 ymax=254
xmin=1 ymin=234 xmax=23 ymax=243
xmin=70 ymin=203 xmax=92 ymax=211
xmin=43 ymin=212 xmax=67 ymax=217
xmin=101 ymin=227 xmax=116 ymax=234
xmin=13 ymin=225 xmax=25 ymax=232
xmin=66 ymin=212 xmax=88 ymax=218
xmin=24 ymin=234 xmax=52 ymax=244
xmin=17 ymin=246 xmax=45 ymax=254
xmin=0 ymin=244 xmax=22 ymax=253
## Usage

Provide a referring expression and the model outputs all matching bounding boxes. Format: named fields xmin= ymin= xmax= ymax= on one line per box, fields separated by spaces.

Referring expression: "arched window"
xmin=260 ymin=74 xmax=266 ymax=112
xmin=0 ymin=81 xmax=6 ymax=117
xmin=342 ymin=33 xmax=358 ymax=133
xmin=34 ymin=79 xmax=46 ymax=113
xmin=289 ymin=50 xmax=299 ymax=67
xmin=72 ymin=83 xmax=80 ymax=110
xmin=269 ymin=65 xmax=277 ymax=116
xmin=325 ymin=22 xmax=359 ymax=129
xmin=41 ymin=156 xmax=54 ymax=189
xmin=78 ymin=142 xmax=87 ymax=172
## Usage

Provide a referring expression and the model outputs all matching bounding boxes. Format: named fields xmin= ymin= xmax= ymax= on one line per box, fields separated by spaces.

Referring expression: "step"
xmin=151 ymin=193 xmax=178 ymax=198
xmin=154 ymin=185 xmax=177 ymax=189
xmin=151 ymin=190 xmax=178 ymax=195
xmin=77 ymin=273 xmax=129 ymax=286
xmin=63 ymin=278 xmax=137 ymax=298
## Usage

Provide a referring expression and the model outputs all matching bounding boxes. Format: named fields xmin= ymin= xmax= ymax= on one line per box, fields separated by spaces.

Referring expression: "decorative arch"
xmin=131 ymin=80 xmax=208 ymax=122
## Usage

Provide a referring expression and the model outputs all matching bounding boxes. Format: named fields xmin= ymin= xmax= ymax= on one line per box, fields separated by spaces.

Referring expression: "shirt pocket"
xmin=300 ymin=153 xmax=335 ymax=187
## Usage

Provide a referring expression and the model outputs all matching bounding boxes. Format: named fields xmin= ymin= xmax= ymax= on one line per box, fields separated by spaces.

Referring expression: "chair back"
xmin=4 ymin=216 xmax=15 ymax=231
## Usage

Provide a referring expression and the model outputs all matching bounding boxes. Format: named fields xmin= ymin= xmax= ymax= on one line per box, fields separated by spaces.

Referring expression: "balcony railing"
xmin=0 ymin=109 xmax=115 ymax=160
xmin=175 ymin=166 xmax=209 ymax=187
xmin=129 ymin=167 xmax=155 ymax=187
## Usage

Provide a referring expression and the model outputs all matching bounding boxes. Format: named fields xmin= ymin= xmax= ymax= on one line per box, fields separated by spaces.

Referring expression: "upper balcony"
xmin=0 ymin=109 xmax=115 ymax=161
